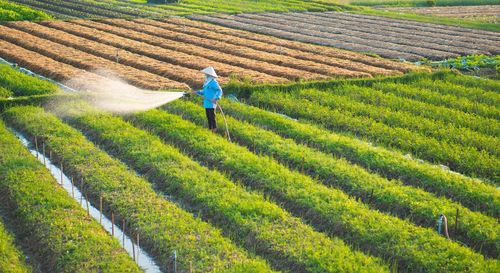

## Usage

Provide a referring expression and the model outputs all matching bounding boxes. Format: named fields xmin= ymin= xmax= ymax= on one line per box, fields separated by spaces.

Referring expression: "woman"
xmin=194 ymin=66 xmax=223 ymax=132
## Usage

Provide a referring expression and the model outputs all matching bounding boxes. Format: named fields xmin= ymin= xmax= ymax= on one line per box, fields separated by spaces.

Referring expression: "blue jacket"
xmin=197 ymin=78 xmax=223 ymax=109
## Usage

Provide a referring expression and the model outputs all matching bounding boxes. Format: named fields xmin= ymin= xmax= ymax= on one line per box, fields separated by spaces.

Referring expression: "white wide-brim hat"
xmin=201 ymin=66 xmax=218 ymax=78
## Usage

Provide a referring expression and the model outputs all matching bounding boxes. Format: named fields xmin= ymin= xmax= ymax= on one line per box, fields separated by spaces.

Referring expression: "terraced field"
xmin=0 ymin=18 xmax=411 ymax=90
xmin=192 ymin=11 xmax=500 ymax=60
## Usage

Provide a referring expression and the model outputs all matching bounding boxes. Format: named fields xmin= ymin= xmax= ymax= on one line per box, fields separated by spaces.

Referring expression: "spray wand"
xmin=184 ymin=90 xmax=231 ymax=142
xmin=216 ymin=102 xmax=231 ymax=142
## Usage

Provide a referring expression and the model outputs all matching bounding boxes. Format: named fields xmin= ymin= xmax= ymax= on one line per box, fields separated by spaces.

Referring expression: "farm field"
xmin=383 ymin=5 xmax=500 ymax=24
xmin=346 ymin=0 xmax=500 ymax=7
xmin=191 ymin=11 xmax=500 ymax=61
xmin=0 ymin=18 xmax=411 ymax=91
xmin=0 ymin=0 xmax=499 ymax=272
xmin=0 ymin=0 xmax=51 ymax=21
xmin=1 ymin=59 xmax=499 ymax=272
xmin=6 ymin=0 xmax=348 ymax=19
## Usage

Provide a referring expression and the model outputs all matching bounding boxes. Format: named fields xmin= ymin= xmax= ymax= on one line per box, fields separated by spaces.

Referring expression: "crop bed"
xmin=0 ymin=18 xmax=411 ymax=91
xmin=0 ymin=0 xmax=51 ymax=21
xmin=1 ymin=63 xmax=499 ymax=272
xmin=192 ymin=11 xmax=500 ymax=61
xmin=7 ymin=0 xmax=350 ymax=19
xmin=384 ymin=5 xmax=500 ymax=23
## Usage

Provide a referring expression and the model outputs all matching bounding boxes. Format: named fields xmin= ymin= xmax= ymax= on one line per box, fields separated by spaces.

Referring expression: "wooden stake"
xmin=455 ymin=208 xmax=459 ymax=234
xmin=60 ymin=161 xmax=63 ymax=185
xmin=136 ymin=233 xmax=140 ymax=261
xmin=111 ymin=212 xmax=115 ymax=237
xmin=99 ymin=195 xmax=103 ymax=225
xmin=71 ymin=177 xmax=75 ymax=198
xmin=34 ymin=137 xmax=38 ymax=159
xmin=42 ymin=142 xmax=45 ymax=166
xmin=132 ymin=235 xmax=136 ymax=261
xmin=190 ymin=261 xmax=193 ymax=273
xmin=85 ymin=192 xmax=90 ymax=217
xmin=173 ymin=250 xmax=177 ymax=273
xmin=122 ymin=219 xmax=125 ymax=246
xmin=80 ymin=179 xmax=84 ymax=205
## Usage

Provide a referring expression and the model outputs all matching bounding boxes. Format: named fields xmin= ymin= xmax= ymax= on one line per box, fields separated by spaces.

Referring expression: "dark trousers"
xmin=205 ymin=108 xmax=217 ymax=129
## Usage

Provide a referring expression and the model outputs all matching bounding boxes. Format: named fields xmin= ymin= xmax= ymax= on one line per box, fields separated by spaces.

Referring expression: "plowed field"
xmin=0 ymin=18 xmax=410 ymax=90
xmin=191 ymin=11 xmax=500 ymax=61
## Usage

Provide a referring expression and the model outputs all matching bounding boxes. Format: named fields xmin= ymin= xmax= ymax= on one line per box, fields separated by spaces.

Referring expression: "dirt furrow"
xmin=150 ymin=18 xmax=396 ymax=77
xmin=239 ymin=13 xmax=464 ymax=59
xmin=0 ymin=25 xmax=187 ymax=90
xmin=41 ymin=21 xmax=285 ymax=85
xmin=74 ymin=19 xmax=325 ymax=80
xmin=134 ymin=19 xmax=370 ymax=78
xmin=0 ymin=40 xmax=104 ymax=88
xmin=7 ymin=21 xmax=209 ymax=87
xmin=186 ymin=15 xmax=414 ymax=72
xmin=210 ymin=13 xmax=425 ymax=60
xmin=273 ymin=12 xmax=489 ymax=55
xmin=314 ymin=12 xmax=500 ymax=50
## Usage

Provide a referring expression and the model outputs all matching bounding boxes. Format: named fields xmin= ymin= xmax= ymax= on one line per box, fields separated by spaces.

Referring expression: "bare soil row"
xmin=191 ymin=11 xmax=500 ymax=61
xmin=0 ymin=18 xmax=413 ymax=90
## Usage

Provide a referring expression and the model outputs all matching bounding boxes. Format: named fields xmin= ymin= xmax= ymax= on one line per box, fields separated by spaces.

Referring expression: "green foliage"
xmin=3 ymin=106 xmax=269 ymax=273
xmin=0 ymin=64 xmax=58 ymax=97
xmin=0 ymin=119 xmax=140 ymax=273
xmin=248 ymin=90 xmax=499 ymax=182
xmin=294 ymin=86 xmax=499 ymax=157
xmin=213 ymin=98 xmax=500 ymax=218
xmin=326 ymin=83 xmax=498 ymax=136
xmin=372 ymin=81 xmax=500 ymax=120
xmin=0 ymin=219 xmax=31 ymax=273
xmin=0 ymin=0 xmax=52 ymax=21
xmin=412 ymin=78 xmax=500 ymax=107
xmin=0 ymin=86 xmax=12 ymax=98
xmin=70 ymin=108 xmax=388 ymax=273
xmin=164 ymin=99 xmax=500 ymax=257
xmin=133 ymin=106 xmax=498 ymax=272
xmin=420 ymin=55 xmax=500 ymax=74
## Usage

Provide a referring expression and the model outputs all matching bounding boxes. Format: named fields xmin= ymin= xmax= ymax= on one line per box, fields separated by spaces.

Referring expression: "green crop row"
xmin=3 ymin=106 xmax=272 ymax=273
xmin=0 ymin=64 xmax=58 ymax=97
xmin=372 ymin=81 xmax=500 ymax=120
xmin=0 ymin=218 xmax=31 ymax=273
xmin=0 ymin=0 xmax=52 ymax=21
xmin=248 ymin=90 xmax=500 ymax=183
xmin=324 ymin=83 xmax=498 ymax=137
xmin=440 ymin=72 xmax=500 ymax=93
xmin=215 ymin=99 xmax=499 ymax=217
xmin=69 ymin=109 xmax=389 ymax=273
xmin=0 ymin=119 xmax=140 ymax=273
xmin=0 ymin=86 xmax=11 ymax=98
xmin=164 ymin=99 xmax=499 ymax=257
xmin=293 ymin=87 xmax=500 ymax=157
xmin=412 ymin=78 xmax=500 ymax=108
xmin=131 ymin=106 xmax=498 ymax=273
